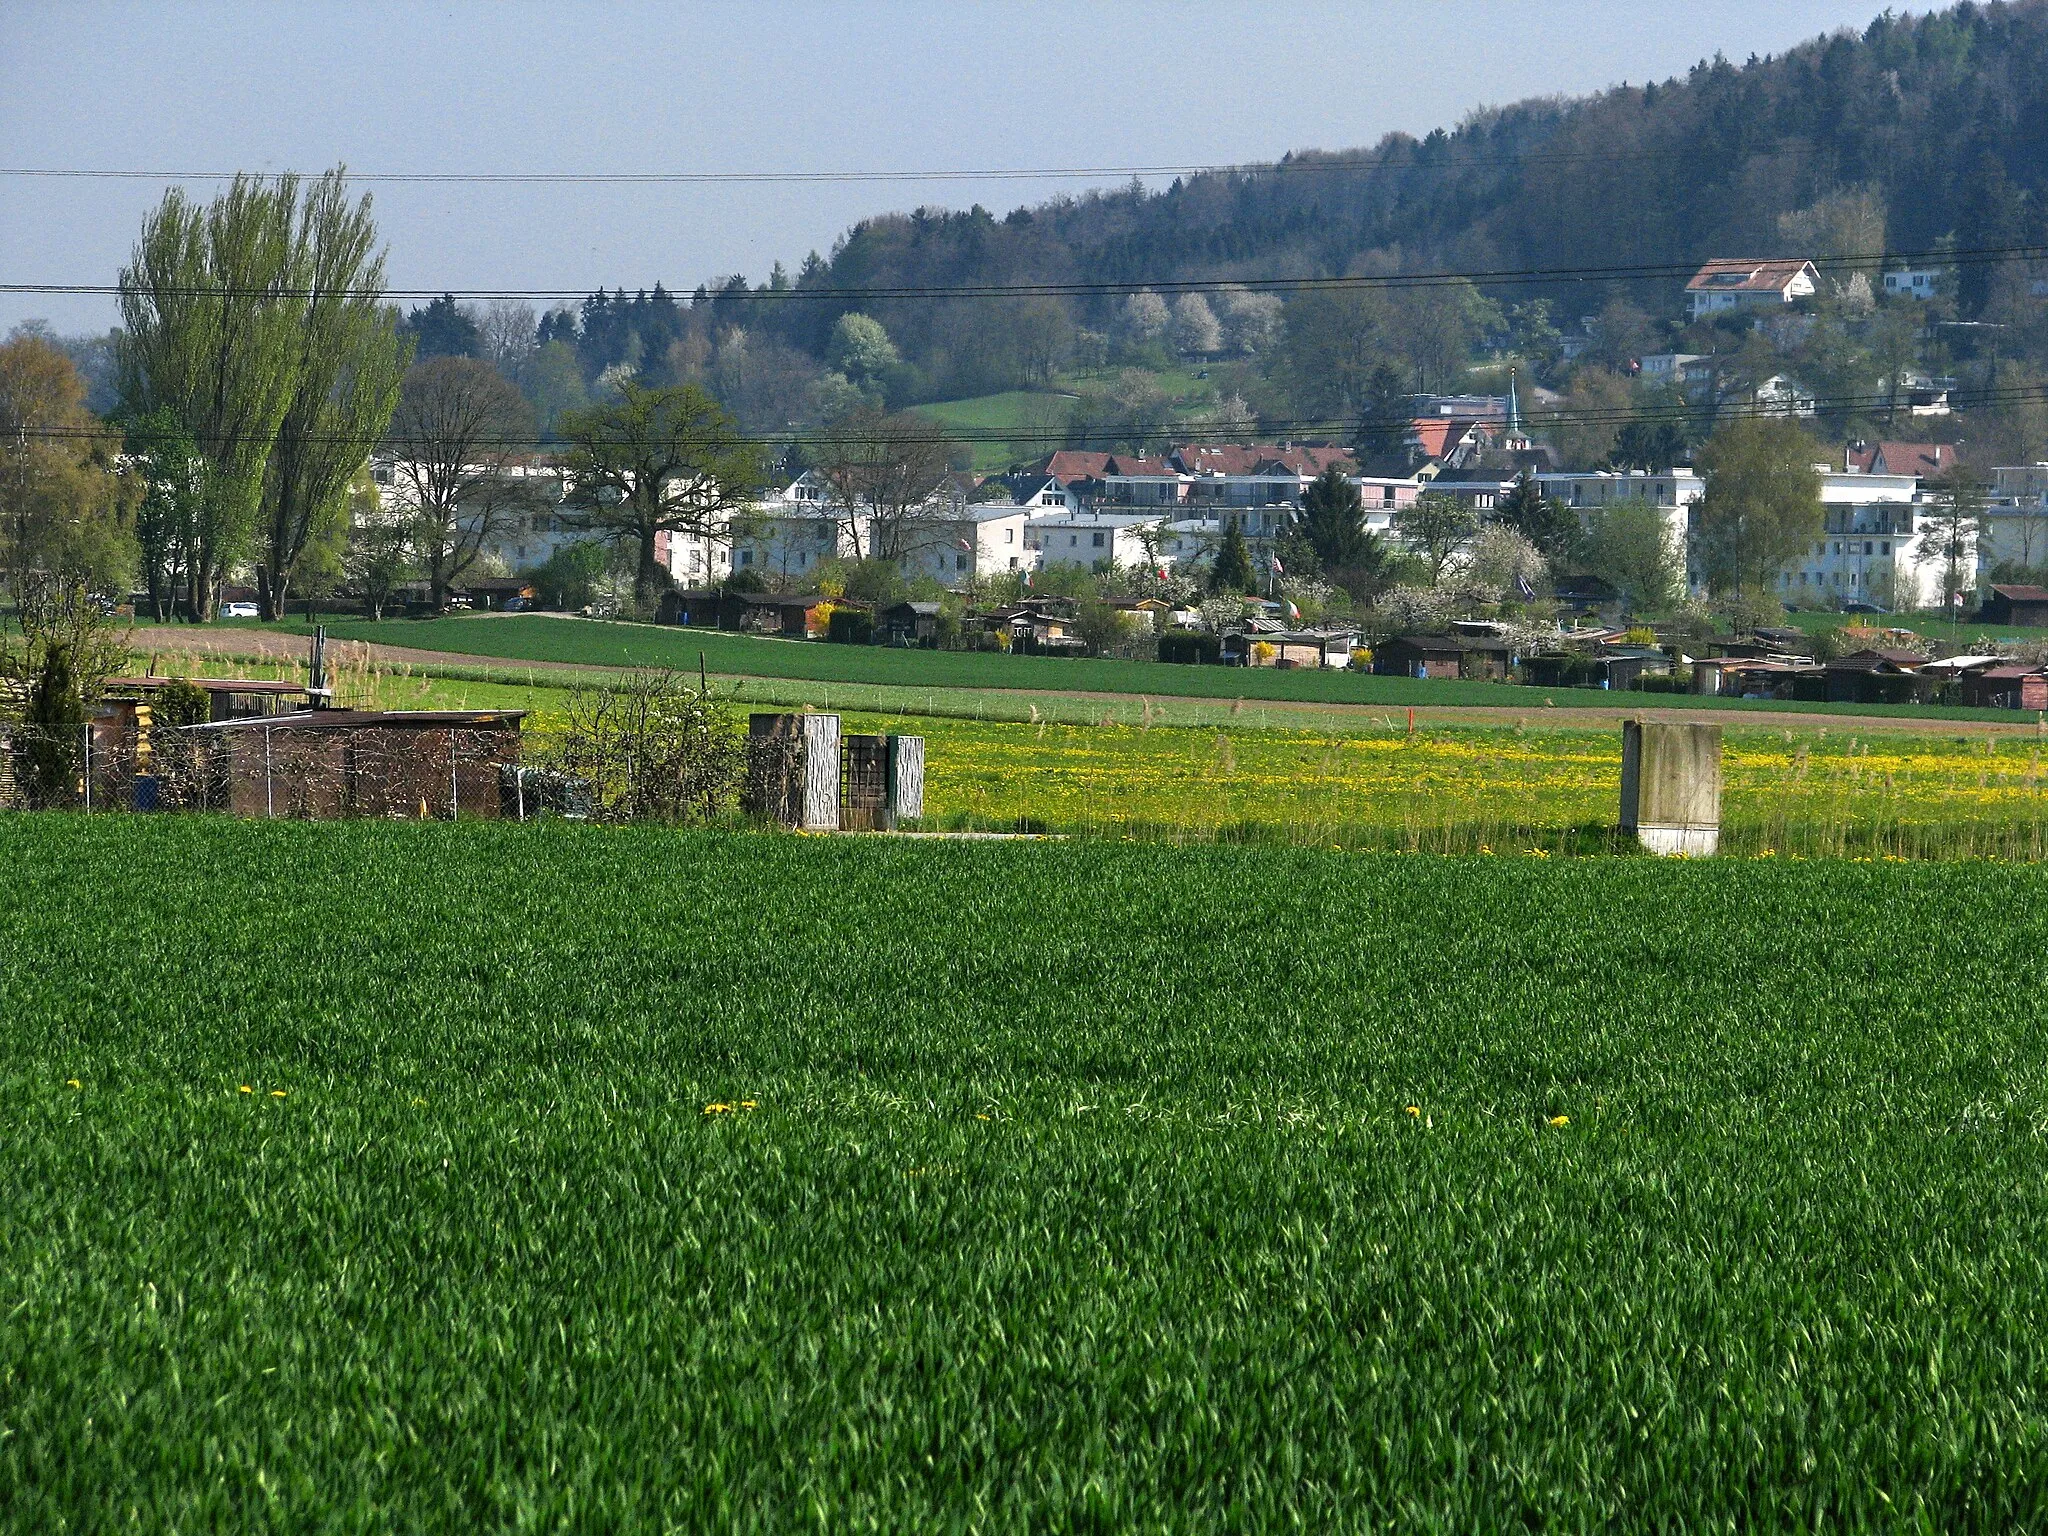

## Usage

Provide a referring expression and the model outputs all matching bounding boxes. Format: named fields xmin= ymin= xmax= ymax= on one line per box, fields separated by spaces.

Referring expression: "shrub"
xmin=827 ymin=609 xmax=874 ymax=645
xmin=547 ymin=671 xmax=745 ymax=824
xmin=1158 ymin=631 xmax=1221 ymax=665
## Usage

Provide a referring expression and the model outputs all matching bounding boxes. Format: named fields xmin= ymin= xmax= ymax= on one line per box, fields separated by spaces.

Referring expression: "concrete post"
xmin=801 ymin=712 xmax=841 ymax=831
xmin=884 ymin=735 xmax=925 ymax=829
xmin=1620 ymin=719 xmax=1721 ymax=856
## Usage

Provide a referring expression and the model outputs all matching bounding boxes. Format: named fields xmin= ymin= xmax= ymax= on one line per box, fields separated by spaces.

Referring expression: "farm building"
xmin=1221 ymin=630 xmax=1356 ymax=668
xmin=183 ymin=710 xmax=527 ymax=819
xmin=1978 ymin=585 xmax=2048 ymax=627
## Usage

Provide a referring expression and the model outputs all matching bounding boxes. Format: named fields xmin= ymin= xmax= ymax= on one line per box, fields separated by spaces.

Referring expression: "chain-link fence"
xmin=0 ymin=722 xmax=584 ymax=820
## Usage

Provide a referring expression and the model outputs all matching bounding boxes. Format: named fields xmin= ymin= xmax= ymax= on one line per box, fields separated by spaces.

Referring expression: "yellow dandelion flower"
xmin=411 ymin=1097 xmax=428 ymax=1107
xmin=238 ymin=1085 xmax=253 ymax=1094
xmin=1548 ymin=1115 xmax=1570 ymax=1127
xmin=703 ymin=1102 xmax=732 ymax=1115
xmin=739 ymin=1100 xmax=758 ymax=1109
xmin=270 ymin=1090 xmax=287 ymax=1099
xmin=66 ymin=1078 xmax=81 ymax=1090
xmin=976 ymin=1113 xmax=991 ymax=1120
xmin=1405 ymin=1105 xmax=1421 ymax=1117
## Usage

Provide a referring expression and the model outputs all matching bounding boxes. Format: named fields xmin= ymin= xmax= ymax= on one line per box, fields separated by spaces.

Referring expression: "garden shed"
xmin=881 ymin=601 xmax=942 ymax=647
xmin=1979 ymin=585 xmax=2048 ymax=627
xmin=184 ymin=709 xmax=526 ymax=820
xmin=1959 ymin=665 xmax=2048 ymax=710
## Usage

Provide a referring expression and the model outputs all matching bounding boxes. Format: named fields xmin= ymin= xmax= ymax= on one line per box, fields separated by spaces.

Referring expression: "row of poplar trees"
xmin=119 ymin=169 xmax=408 ymax=621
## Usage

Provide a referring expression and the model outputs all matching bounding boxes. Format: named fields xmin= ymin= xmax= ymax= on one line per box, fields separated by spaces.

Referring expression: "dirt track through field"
xmin=136 ymin=627 xmax=2048 ymax=737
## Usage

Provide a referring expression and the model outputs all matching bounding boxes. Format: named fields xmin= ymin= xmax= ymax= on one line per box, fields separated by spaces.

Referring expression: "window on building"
xmin=1008 ymin=556 xmax=1017 ymax=570
xmin=1881 ymin=541 xmax=1890 ymax=555
xmin=1005 ymin=528 xmax=1015 ymax=544
xmin=1800 ymin=571 xmax=1809 ymax=585
xmin=1092 ymin=531 xmax=1105 ymax=548
xmin=955 ymin=554 xmax=967 ymax=571
xmin=739 ymin=550 xmax=752 ymax=566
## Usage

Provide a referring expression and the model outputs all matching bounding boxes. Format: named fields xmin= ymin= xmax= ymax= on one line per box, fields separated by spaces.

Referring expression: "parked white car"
xmin=222 ymin=602 xmax=260 ymax=619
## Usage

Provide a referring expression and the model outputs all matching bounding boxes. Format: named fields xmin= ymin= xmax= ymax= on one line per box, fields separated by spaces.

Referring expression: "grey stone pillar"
xmin=1620 ymin=720 xmax=1721 ymax=856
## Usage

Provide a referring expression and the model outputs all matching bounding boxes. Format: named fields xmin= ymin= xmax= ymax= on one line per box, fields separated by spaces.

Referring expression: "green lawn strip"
xmin=4 ymin=819 xmax=2048 ymax=1526
xmin=235 ymin=615 xmax=2041 ymax=723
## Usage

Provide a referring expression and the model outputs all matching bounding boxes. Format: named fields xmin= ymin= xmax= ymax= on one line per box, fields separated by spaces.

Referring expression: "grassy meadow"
xmin=5 ymin=818 xmax=2048 ymax=1527
xmin=208 ymin=613 xmax=2034 ymax=722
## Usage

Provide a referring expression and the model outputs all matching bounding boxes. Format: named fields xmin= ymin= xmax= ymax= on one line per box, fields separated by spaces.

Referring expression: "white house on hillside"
xmin=1685 ymin=258 xmax=1820 ymax=319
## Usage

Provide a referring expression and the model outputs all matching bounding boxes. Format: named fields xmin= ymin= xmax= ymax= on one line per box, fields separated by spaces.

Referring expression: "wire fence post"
xmin=81 ymin=723 xmax=91 ymax=813
xmin=515 ymin=765 xmax=526 ymax=823
xmin=263 ymin=724 xmax=274 ymax=819
xmin=449 ymin=728 xmax=459 ymax=820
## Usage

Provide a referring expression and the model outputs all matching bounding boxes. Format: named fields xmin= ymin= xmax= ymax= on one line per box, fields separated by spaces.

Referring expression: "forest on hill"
xmin=403 ymin=1 xmax=2048 ymax=435
xmin=39 ymin=2 xmax=2048 ymax=471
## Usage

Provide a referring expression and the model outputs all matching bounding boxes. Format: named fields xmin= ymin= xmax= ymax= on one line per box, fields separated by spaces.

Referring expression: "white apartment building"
xmin=1772 ymin=472 xmax=1948 ymax=609
xmin=1025 ymin=510 xmax=1164 ymax=570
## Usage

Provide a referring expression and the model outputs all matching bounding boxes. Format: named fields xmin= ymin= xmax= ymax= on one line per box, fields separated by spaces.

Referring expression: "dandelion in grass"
xmin=1549 ymin=1115 xmax=1570 ymax=1127
xmin=270 ymin=1090 xmax=287 ymax=1099
xmin=65 ymin=1078 xmax=80 ymax=1089
xmin=703 ymin=1102 xmax=733 ymax=1115
xmin=1405 ymin=1105 xmax=1421 ymax=1118
xmin=238 ymin=1085 xmax=253 ymax=1094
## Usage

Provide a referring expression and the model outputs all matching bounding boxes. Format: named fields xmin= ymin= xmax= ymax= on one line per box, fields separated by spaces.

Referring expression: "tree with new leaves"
xmin=1580 ymin=500 xmax=1683 ymax=612
xmin=257 ymin=172 xmax=411 ymax=619
xmin=118 ymin=175 xmax=306 ymax=619
xmin=1394 ymin=490 xmax=1478 ymax=586
xmin=1917 ymin=467 xmax=1986 ymax=614
xmin=1693 ymin=417 xmax=1823 ymax=597
xmin=124 ymin=407 xmax=203 ymax=620
xmin=1209 ymin=522 xmax=1256 ymax=594
xmin=558 ymin=382 xmax=765 ymax=607
xmin=0 ymin=331 xmax=132 ymax=596
xmin=384 ymin=357 xmax=539 ymax=613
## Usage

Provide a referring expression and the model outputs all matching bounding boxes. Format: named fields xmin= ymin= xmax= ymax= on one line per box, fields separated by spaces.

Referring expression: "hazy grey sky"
xmin=4 ymin=0 xmax=1887 ymax=335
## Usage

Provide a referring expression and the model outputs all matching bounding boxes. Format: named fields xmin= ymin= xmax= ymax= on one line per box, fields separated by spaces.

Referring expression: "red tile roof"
xmin=1037 ymin=450 xmax=1115 ymax=482
xmin=1845 ymin=441 xmax=1958 ymax=478
xmin=1172 ymin=444 xmax=1356 ymax=477
xmin=1685 ymin=258 xmax=1820 ymax=295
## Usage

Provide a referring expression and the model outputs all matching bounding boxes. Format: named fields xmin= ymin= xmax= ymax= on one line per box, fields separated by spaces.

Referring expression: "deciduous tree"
xmin=119 ymin=176 xmax=307 ymax=618
xmin=257 ymin=172 xmax=410 ymax=619
xmin=384 ymin=356 xmax=539 ymax=612
xmin=1694 ymin=417 xmax=1823 ymax=597
xmin=558 ymin=381 xmax=764 ymax=607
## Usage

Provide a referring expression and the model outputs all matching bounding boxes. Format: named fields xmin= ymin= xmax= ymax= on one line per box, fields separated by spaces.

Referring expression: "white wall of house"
xmin=1025 ymin=512 xmax=1160 ymax=569
xmin=1769 ymin=474 xmax=1943 ymax=608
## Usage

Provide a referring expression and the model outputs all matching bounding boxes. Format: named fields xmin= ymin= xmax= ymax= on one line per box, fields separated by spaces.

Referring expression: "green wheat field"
xmin=5 ymin=818 xmax=2048 ymax=1528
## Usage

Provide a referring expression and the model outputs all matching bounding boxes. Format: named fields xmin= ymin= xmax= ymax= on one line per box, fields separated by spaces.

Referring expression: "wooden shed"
xmin=1959 ymin=665 xmax=2048 ymax=710
xmin=1978 ymin=585 xmax=2048 ymax=627
xmin=881 ymin=601 xmax=942 ymax=647
xmin=187 ymin=709 xmax=526 ymax=819
xmin=1373 ymin=635 xmax=1512 ymax=681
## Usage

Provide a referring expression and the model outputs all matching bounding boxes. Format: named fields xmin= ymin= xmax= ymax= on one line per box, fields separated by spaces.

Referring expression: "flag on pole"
xmin=1286 ymin=599 xmax=1302 ymax=623
xmin=1270 ymin=553 xmax=1285 ymax=576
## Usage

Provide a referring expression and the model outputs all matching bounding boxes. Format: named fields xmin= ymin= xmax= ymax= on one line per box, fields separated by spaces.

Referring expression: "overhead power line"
xmin=7 ymin=242 xmax=2040 ymax=306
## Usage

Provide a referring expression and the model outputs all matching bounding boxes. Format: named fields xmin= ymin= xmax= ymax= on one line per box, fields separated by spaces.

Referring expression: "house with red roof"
xmin=1685 ymin=258 xmax=1820 ymax=320
xmin=1844 ymin=441 xmax=1958 ymax=479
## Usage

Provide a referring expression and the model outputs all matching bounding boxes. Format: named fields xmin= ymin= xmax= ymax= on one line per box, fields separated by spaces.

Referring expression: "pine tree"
xmin=1209 ymin=523 xmax=1256 ymax=594
xmin=1299 ymin=465 xmax=1370 ymax=568
xmin=22 ymin=642 xmax=85 ymax=808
